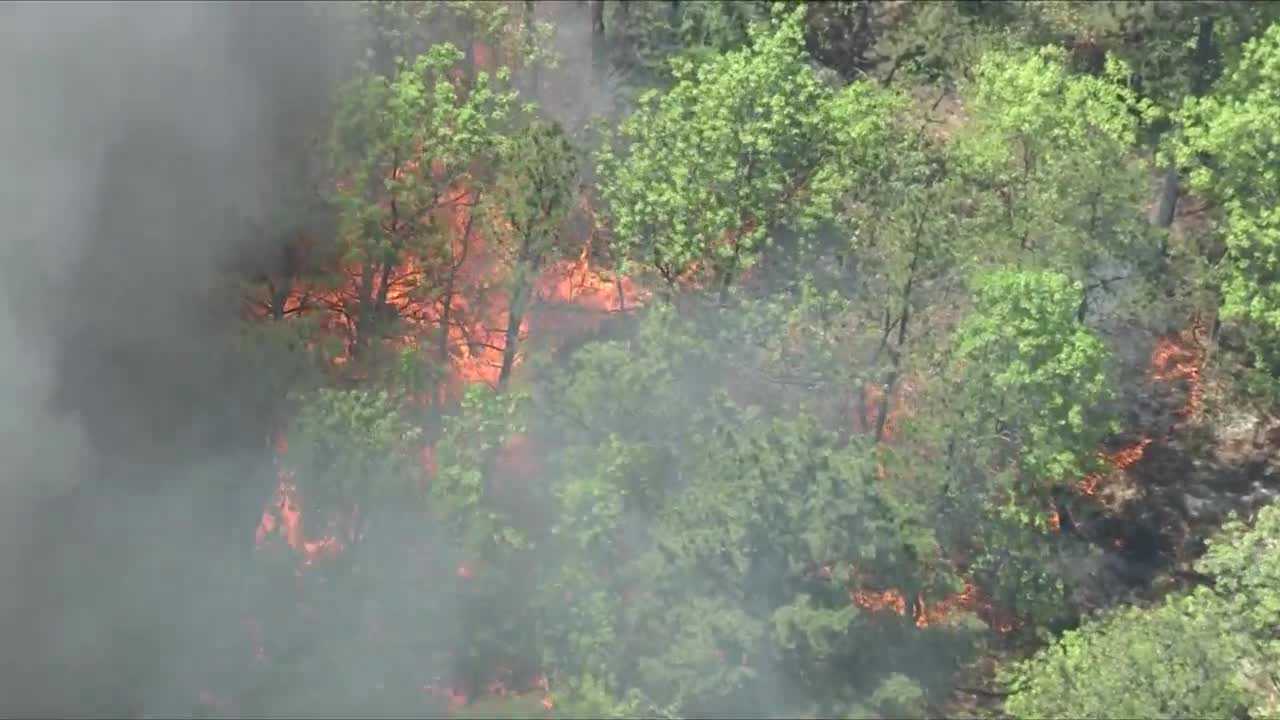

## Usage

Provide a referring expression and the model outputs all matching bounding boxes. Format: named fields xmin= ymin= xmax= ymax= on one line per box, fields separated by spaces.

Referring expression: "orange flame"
xmin=850 ymin=588 xmax=908 ymax=616
xmin=246 ymin=184 xmax=645 ymax=400
xmin=1149 ymin=321 xmax=1205 ymax=421
xmin=1075 ymin=318 xmax=1204 ymax=497
xmin=850 ymin=578 xmax=1019 ymax=634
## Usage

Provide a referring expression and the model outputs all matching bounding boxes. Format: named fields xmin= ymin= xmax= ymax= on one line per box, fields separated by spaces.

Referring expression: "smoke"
xmin=0 ymin=2 xmax=357 ymax=714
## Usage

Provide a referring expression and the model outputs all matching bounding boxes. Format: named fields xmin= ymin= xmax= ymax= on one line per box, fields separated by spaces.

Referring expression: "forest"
xmin=2 ymin=1 xmax=1280 ymax=718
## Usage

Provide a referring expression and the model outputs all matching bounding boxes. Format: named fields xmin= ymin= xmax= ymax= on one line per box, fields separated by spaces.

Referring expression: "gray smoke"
xmin=0 ymin=2 xmax=357 ymax=714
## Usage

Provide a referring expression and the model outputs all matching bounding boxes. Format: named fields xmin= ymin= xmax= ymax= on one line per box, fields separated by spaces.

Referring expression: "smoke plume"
xmin=0 ymin=3 xmax=355 ymax=714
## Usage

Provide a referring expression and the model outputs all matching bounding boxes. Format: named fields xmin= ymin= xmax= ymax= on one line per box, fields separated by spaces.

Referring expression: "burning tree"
xmin=325 ymin=42 xmax=516 ymax=369
xmin=487 ymin=121 xmax=581 ymax=388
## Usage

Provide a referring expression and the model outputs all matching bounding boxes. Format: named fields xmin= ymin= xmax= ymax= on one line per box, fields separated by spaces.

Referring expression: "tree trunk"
xmin=1152 ymin=165 xmax=1179 ymax=229
xmin=498 ymin=265 xmax=532 ymax=390
xmin=1191 ymin=16 xmax=1217 ymax=97
xmin=589 ymin=0 xmax=606 ymax=89
xmin=873 ymin=238 xmax=920 ymax=444
xmin=353 ymin=258 xmax=377 ymax=357
xmin=438 ymin=195 xmax=479 ymax=401
xmin=524 ymin=1 xmax=540 ymax=101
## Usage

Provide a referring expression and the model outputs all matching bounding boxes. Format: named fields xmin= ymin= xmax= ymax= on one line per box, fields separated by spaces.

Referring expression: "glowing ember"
xmin=1075 ymin=318 xmax=1205 ymax=498
xmin=851 ymin=375 xmax=920 ymax=442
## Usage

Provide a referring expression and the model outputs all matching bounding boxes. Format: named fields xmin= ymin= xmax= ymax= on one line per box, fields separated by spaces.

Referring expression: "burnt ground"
xmin=941 ymin=323 xmax=1280 ymax=718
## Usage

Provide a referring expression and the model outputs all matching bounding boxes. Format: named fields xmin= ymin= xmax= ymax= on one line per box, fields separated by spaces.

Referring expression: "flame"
xmin=421 ymin=671 xmax=553 ymax=716
xmin=254 ymin=471 xmax=347 ymax=566
xmin=246 ymin=185 xmax=645 ymax=400
xmin=1149 ymin=320 xmax=1205 ymax=420
xmin=850 ymin=578 xmax=1020 ymax=634
xmin=913 ymin=583 xmax=977 ymax=629
xmin=853 ymin=378 xmax=918 ymax=440
xmin=1075 ymin=318 xmax=1205 ymax=497
xmin=1077 ymin=436 xmax=1155 ymax=496
xmin=253 ymin=439 xmax=349 ymax=569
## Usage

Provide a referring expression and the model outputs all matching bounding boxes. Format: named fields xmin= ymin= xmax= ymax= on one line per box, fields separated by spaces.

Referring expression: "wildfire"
xmin=246 ymin=183 xmax=644 ymax=400
xmin=913 ymin=582 xmax=978 ymax=629
xmin=850 ymin=579 xmax=1020 ymax=634
xmin=421 ymin=672 xmax=553 ymax=716
xmin=850 ymin=588 xmax=908 ymax=616
xmin=1077 ymin=436 xmax=1156 ymax=496
xmin=254 ymin=433 xmax=351 ymax=569
xmin=1149 ymin=321 xmax=1205 ymax=421
xmin=1075 ymin=319 xmax=1205 ymax=498
xmin=854 ymin=378 xmax=917 ymax=441
xmin=254 ymin=470 xmax=348 ymax=566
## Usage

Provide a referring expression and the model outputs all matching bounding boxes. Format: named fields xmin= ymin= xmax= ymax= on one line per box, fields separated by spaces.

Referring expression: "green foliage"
xmin=285 ymin=388 xmax=422 ymax=512
xmin=230 ymin=6 xmax=1280 ymax=718
xmin=952 ymin=270 xmax=1115 ymax=502
xmin=1006 ymin=502 xmax=1280 ymax=719
xmin=431 ymin=383 xmax=530 ymax=557
xmin=330 ymin=43 xmax=515 ymax=220
xmin=492 ymin=121 xmax=579 ymax=264
xmin=1176 ymin=23 xmax=1280 ymax=390
xmin=1196 ymin=505 xmax=1280 ymax=717
xmin=604 ymin=0 xmax=770 ymax=101
xmin=490 ymin=119 xmax=580 ymax=362
xmin=597 ymin=8 xmax=901 ymax=291
xmin=1006 ymin=597 xmax=1243 ymax=719
xmin=537 ymin=327 xmax=981 ymax=715
xmin=326 ymin=41 xmax=516 ymax=357
xmin=362 ymin=0 xmax=559 ymax=77
xmin=953 ymin=46 xmax=1156 ymax=283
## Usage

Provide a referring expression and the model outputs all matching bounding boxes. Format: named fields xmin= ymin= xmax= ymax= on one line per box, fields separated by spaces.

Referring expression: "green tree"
xmin=528 ymin=304 xmax=982 ymax=717
xmin=1005 ymin=502 xmax=1280 ymax=719
xmin=597 ymin=8 xmax=901 ymax=299
xmin=952 ymin=46 xmax=1157 ymax=321
xmin=1174 ymin=22 xmax=1280 ymax=416
xmin=327 ymin=42 xmax=515 ymax=364
xmin=489 ymin=121 xmax=580 ymax=388
xmin=285 ymin=388 xmax=423 ymax=532
xmin=950 ymin=270 xmax=1115 ymax=512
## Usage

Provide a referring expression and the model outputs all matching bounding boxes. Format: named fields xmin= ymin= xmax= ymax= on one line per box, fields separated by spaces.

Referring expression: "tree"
xmin=951 ymin=46 xmax=1157 ymax=322
xmin=489 ymin=121 xmax=580 ymax=388
xmin=949 ymin=270 xmax=1115 ymax=512
xmin=1174 ymin=23 xmax=1280 ymax=416
xmin=327 ymin=42 xmax=516 ymax=366
xmin=597 ymin=7 xmax=900 ymax=299
xmin=361 ymin=0 xmax=557 ymax=84
xmin=525 ymin=303 xmax=982 ymax=718
xmin=282 ymin=388 xmax=423 ymax=548
xmin=1005 ymin=501 xmax=1280 ymax=719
